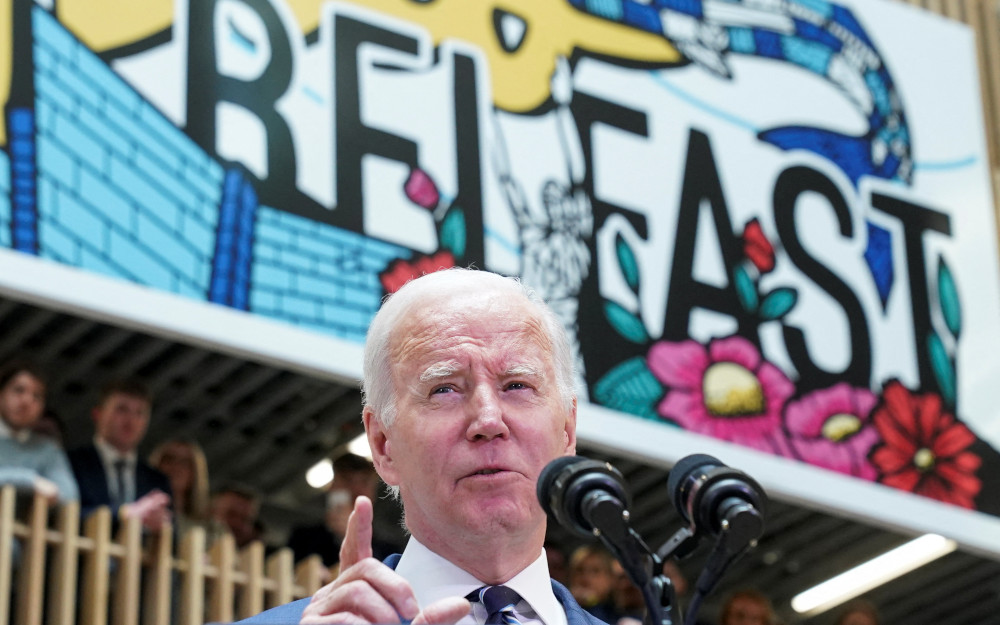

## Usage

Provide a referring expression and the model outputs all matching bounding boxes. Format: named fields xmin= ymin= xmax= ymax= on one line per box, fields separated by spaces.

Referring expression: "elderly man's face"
xmin=368 ymin=289 xmax=576 ymax=547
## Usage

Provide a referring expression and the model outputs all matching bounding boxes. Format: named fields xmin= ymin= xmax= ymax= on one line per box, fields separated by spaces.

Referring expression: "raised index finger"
xmin=339 ymin=495 xmax=374 ymax=570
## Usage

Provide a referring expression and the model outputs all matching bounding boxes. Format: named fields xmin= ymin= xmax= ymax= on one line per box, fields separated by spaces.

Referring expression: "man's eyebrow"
xmin=506 ymin=364 xmax=542 ymax=378
xmin=419 ymin=362 xmax=461 ymax=382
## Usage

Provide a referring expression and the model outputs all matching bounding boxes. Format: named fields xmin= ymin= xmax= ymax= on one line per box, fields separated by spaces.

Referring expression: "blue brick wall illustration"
xmin=12 ymin=7 xmax=410 ymax=344
xmin=31 ymin=7 xmax=221 ymax=296
xmin=252 ymin=207 xmax=411 ymax=341
xmin=0 ymin=151 xmax=10 ymax=248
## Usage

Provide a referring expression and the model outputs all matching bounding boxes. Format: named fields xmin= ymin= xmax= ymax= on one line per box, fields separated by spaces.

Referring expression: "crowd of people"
xmin=1 ymin=268 xmax=886 ymax=625
xmin=0 ymin=357 xmax=378 ymax=560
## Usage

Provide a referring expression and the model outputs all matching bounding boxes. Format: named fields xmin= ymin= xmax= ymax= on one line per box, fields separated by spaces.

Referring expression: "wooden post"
xmin=81 ymin=508 xmax=113 ymax=625
xmin=178 ymin=527 xmax=206 ymax=625
xmin=15 ymin=491 xmax=47 ymax=625
xmin=50 ymin=501 xmax=80 ymax=625
xmin=294 ymin=554 xmax=324 ymax=597
xmin=237 ymin=541 xmax=265 ymax=619
xmin=112 ymin=515 xmax=143 ymax=625
xmin=142 ymin=524 xmax=173 ymax=625
xmin=0 ymin=486 xmax=16 ymax=625
xmin=265 ymin=548 xmax=294 ymax=608
xmin=207 ymin=532 xmax=235 ymax=623
xmin=979 ymin=0 xmax=1000 ymax=167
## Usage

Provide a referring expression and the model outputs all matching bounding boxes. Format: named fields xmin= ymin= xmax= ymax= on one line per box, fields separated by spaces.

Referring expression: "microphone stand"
xmin=583 ymin=493 xmax=692 ymax=625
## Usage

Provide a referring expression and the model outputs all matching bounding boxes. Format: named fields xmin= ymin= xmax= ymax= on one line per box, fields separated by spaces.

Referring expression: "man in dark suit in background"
xmin=243 ymin=268 xmax=607 ymax=625
xmin=69 ymin=378 xmax=171 ymax=530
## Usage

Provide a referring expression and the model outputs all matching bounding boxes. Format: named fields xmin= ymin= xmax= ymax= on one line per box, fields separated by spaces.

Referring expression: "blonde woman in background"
xmin=149 ymin=438 xmax=210 ymax=536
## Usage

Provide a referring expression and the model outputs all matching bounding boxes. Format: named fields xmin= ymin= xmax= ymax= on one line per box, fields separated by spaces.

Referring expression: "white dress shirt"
xmin=395 ymin=537 xmax=569 ymax=625
xmin=93 ymin=437 xmax=138 ymax=504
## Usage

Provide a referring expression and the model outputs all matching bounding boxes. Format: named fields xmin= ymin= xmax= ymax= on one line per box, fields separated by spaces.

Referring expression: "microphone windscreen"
xmin=536 ymin=455 xmax=586 ymax=515
xmin=667 ymin=453 xmax=722 ymax=503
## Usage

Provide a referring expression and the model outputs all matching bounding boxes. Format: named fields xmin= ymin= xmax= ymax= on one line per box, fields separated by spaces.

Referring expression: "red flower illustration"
xmin=380 ymin=250 xmax=455 ymax=294
xmin=871 ymin=381 xmax=981 ymax=509
xmin=742 ymin=218 xmax=775 ymax=273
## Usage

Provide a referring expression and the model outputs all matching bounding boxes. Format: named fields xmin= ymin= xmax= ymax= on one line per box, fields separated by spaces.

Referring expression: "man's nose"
xmin=467 ymin=386 xmax=510 ymax=440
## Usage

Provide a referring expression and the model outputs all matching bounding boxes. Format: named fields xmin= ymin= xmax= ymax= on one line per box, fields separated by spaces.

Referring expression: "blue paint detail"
xmin=58 ymin=193 xmax=106 ymax=248
xmin=9 ymin=108 xmax=39 ymax=254
xmin=865 ymin=70 xmax=892 ymax=116
xmin=32 ymin=8 xmax=76 ymax=59
xmin=33 ymin=64 xmax=78 ymax=116
xmin=781 ymin=35 xmax=833 ymax=75
xmin=864 ymin=222 xmax=894 ymax=308
xmin=728 ymin=27 xmax=756 ymax=54
xmin=753 ymin=30 xmax=785 ymax=60
xmin=301 ymin=85 xmax=325 ymax=105
xmin=760 ymin=126 xmax=878 ymax=186
xmin=913 ymin=156 xmax=978 ymax=171
xmin=831 ymin=5 xmax=875 ymax=47
xmin=791 ymin=20 xmax=842 ymax=52
xmin=660 ymin=0 xmax=702 ymax=18
xmin=585 ymin=0 xmax=624 ymax=20
xmin=38 ymin=217 xmax=80 ymax=264
xmin=109 ymin=229 xmax=174 ymax=289
xmin=622 ymin=2 xmax=661 ymax=33
xmin=36 ymin=135 xmax=77 ymax=187
xmin=78 ymin=168 xmax=131 ymax=229
xmin=791 ymin=0 xmax=833 ymax=19
xmin=210 ymin=169 xmax=257 ymax=310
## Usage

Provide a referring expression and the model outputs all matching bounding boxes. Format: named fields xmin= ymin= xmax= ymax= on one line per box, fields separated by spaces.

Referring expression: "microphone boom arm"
xmin=584 ymin=492 xmax=681 ymax=625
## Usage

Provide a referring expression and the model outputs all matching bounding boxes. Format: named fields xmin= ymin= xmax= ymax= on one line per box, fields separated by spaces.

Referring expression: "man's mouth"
xmin=473 ymin=469 xmax=503 ymax=476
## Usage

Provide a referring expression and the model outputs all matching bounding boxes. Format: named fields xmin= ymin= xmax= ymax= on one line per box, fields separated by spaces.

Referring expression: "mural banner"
xmin=1 ymin=0 xmax=998 ymax=553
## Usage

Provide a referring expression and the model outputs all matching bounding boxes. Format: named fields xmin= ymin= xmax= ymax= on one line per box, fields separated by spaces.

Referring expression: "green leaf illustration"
xmin=603 ymin=300 xmax=649 ymax=344
xmin=937 ymin=256 xmax=962 ymax=338
xmin=759 ymin=287 xmax=798 ymax=320
xmin=592 ymin=357 xmax=664 ymax=421
xmin=734 ymin=265 xmax=758 ymax=312
xmin=616 ymin=233 xmax=640 ymax=293
xmin=927 ymin=331 xmax=956 ymax=407
xmin=439 ymin=207 xmax=466 ymax=259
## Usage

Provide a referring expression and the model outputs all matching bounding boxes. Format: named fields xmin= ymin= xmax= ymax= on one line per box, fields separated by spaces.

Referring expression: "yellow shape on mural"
xmin=56 ymin=0 xmax=173 ymax=53
xmin=288 ymin=0 xmax=683 ymax=112
xmin=0 ymin=0 xmax=10 ymax=146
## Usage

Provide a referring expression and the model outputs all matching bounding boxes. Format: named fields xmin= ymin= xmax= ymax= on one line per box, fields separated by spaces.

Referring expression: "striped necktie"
xmin=468 ymin=585 xmax=524 ymax=625
xmin=112 ymin=459 xmax=128 ymax=506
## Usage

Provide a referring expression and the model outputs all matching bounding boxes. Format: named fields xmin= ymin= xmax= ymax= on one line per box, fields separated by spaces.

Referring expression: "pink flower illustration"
xmin=648 ymin=335 xmax=794 ymax=455
xmin=404 ymin=168 xmax=440 ymax=210
xmin=785 ymin=383 xmax=880 ymax=479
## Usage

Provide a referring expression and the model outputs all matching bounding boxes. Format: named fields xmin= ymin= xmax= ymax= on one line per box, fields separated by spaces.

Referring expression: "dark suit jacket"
xmin=68 ymin=443 xmax=172 ymax=522
xmin=238 ymin=553 xmax=609 ymax=625
xmin=287 ymin=523 xmax=400 ymax=567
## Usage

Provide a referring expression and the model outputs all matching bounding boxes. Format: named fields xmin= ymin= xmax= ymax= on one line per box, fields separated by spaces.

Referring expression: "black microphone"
xmin=667 ymin=454 xmax=766 ymax=549
xmin=536 ymin=455 xmax=631 ymax=539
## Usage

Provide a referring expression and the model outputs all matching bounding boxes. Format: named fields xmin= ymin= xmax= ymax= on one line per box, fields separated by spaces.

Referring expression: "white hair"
xmin=362 ymin=268 xmax=577 ymax=428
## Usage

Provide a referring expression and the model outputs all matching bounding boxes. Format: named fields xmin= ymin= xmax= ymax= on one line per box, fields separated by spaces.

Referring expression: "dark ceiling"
xmin=1 ymin=292 xmax=998 ymax=625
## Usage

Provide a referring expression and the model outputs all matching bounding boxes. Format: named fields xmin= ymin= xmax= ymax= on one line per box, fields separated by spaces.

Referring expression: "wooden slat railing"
xmin=0 ymin=485 xmax=323 ymax=625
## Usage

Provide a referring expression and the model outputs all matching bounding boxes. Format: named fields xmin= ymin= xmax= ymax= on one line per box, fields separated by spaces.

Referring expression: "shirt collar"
xmin=0 ymin=417 xmax=32 ymax=444
xmin=395 ymin=537 xmax=567 ymax=625
xmin=94 ymin=436 xmax=137 ymax=465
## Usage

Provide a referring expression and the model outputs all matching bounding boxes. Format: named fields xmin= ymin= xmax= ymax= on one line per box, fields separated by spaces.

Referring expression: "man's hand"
xmin=121 ymin=489 xmax=171 ymax=530
xmin=33 ymin=476 xmax=60 ymax=505
xmin=301 ymin=496 xmax=471 ymax=625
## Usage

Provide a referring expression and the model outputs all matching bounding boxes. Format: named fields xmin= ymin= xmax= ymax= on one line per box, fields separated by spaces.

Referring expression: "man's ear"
xmin=363 ymin=406 xmax=400 ymax=487
xmin=563 ymin=397 xmax=578 ymax=455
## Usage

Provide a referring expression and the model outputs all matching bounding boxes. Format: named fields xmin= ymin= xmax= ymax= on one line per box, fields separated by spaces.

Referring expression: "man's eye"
xmin=431 ymin=386 xmax=453 ymax=394
xmin=506 ymin=382 xmax=528 ymax=390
